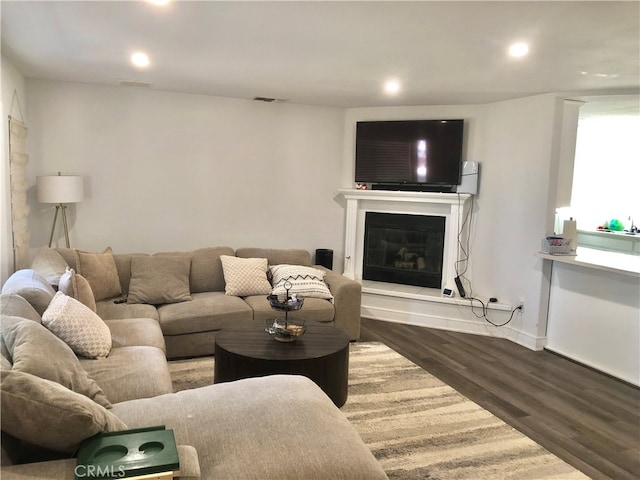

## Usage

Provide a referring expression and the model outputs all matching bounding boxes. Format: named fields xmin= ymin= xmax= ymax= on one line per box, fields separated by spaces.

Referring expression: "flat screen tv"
xmin=355 ymin=119 xmax=464 ymax=191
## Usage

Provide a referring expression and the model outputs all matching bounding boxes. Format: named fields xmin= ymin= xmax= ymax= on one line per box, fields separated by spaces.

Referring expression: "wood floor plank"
xmin=360 ymin=318 xmax=640 ymax=480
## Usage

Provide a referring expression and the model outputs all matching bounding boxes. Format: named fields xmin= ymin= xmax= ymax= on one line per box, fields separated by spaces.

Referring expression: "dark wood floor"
xmin=360 ymin=318 xmax=640 ymax=480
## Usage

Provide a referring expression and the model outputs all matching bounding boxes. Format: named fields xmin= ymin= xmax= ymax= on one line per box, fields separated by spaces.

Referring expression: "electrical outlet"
xmin=517 ymin=300 xmax=525 ymax=312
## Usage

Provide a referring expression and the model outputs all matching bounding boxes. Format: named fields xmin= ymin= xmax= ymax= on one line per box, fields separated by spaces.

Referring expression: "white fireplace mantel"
xmin=337 ymin=189 xmax=472 ymax=291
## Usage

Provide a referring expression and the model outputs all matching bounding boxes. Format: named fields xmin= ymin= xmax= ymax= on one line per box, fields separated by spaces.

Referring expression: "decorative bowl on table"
xmin=267 ymin=294 xmax=304 ymax=312
xmin=264 ymin=319 xmax=306 ymax=343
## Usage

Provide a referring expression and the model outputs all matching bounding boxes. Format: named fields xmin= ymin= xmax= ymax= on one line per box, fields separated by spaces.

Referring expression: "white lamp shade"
xmin=36 ymin=175 xmax=85 ymax=204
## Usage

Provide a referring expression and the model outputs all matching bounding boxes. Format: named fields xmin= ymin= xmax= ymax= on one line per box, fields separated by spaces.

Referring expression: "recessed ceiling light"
xmin=147 ymin=0 xmax=170 ymax=5
xmin=131 ymin=52 xmax=150 ymax=68
xmin=508 ymin=42 xmax=529 ymax=58
xmin=384 ymin=79 xmax=401 ymax=95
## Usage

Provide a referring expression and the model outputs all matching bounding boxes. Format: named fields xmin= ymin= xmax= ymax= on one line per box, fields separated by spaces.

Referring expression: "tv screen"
xmin=355 ymin=119 xmax=464 ymax=187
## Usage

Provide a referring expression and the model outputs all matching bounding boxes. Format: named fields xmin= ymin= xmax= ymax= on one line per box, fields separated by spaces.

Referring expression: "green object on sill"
xmin=608 ymin=219 xmax=624 ymax=231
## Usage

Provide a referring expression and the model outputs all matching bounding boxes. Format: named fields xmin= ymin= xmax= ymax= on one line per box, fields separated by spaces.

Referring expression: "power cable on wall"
xmin=454 ymin=193 xmax=521 ymax=327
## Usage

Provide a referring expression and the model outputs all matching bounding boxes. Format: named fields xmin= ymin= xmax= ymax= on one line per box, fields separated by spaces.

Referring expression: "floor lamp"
xmin=36 ymin=173 xmax=85 ymax=248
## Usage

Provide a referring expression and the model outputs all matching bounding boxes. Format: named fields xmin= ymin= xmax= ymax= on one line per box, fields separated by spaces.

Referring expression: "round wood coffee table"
xmin=214 ymin=322 xmax=350 ymax=407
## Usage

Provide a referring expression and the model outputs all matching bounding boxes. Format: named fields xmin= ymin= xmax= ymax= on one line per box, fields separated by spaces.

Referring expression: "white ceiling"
xmin=1 ymin=1 xmax=639 ymax=108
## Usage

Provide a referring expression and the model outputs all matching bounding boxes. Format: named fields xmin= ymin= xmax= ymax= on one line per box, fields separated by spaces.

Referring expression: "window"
xmin=562 ymin=96 xmax=640 ymax=254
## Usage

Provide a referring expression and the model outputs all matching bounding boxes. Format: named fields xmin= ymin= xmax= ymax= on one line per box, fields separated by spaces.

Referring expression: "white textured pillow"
xmin=220 ymin=255 xmax=272 ymax=297
xmin=270 ymin=264 xmax=334 ymax=302
xmin=42 ymin=292 xmax=112 ymax=358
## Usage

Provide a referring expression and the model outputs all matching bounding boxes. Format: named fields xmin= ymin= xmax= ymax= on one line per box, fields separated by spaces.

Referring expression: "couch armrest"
xmin=317 ymin=266 xmax=361 ymax=340
xmin=0 ymin=446 xmax=200 ymax=480
xmin=177 ymin=444 xmax=201 ymax=480
xmin=1 ymin=458 xmax=76 ymax=479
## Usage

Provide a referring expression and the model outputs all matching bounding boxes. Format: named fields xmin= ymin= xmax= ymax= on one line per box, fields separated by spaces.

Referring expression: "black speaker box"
xmin=315 ymin=249 xmax=334 ymax=270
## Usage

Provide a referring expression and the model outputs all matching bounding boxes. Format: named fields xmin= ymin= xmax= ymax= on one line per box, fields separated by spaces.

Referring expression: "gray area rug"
xmin=168 ymin=341 xmax=589 ymax=479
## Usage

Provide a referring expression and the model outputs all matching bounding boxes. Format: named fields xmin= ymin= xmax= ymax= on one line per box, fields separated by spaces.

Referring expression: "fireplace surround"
xmin=337 ymin=188 xmax=535 ymax=351
xmin=338 ymin=189 xmax=472 ymax=292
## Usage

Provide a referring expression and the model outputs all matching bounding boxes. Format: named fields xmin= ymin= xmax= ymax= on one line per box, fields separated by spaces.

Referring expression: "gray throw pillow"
xmin=127 ymin=255 xmax=192 ymax=305
xmin=0 ymin=370 xmax=126 ymax=453
xmin=1 ymin=314 xmax=111 ymax=408
xmin=74 ymin=247 xmax=122 ymax=301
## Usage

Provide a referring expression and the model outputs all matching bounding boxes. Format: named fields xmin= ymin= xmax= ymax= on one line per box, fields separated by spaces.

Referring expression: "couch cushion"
xmin=127 ymin=255 xmax=192 ymax=305
xmin=106 ymin=318 xmax=166 ymax=353
xmin=235 ymin=248 xmax=312 ymax=266
xmin=80 ymin=346 xmax=173 ymax=403
xmin=0 ymin=370 xmax=126 ymax=453
xmin=1 ymin=352 xmax=11 ymax=370
xmin=96 ymin=299 xmax=159 ymax=322
xmin=42 ymin=292 xmax=112 ymax=359
xmin=269 ymin=264 xmax=334 ymax=302
xmin=0 ymin=294 xmax=42 ymax=323
xmin=0 ymin=295 xmax=40 ymax=364
xmin=0 ymin=314 xmax=111 ymax=407
xmin=245 ymin=295 xmax=335 ymax=324
xmin=1 ymin=269 xmax=55 ymax=315
xmin=158 ymin=292 xmax=253 ymax=336
xmin=61 ymin=251 xmax=148 ymax=296
xmin=75 ymin=247 xmax=122 ymax=301
xmin=53 ymin=248 xmax=78 ymax=270
xmin=113 ymin=253 xmax=146 ymax=295
xmin=220 ymin=255 xmax=272 ymax=297
xmin=111 ymin=376 xmax=388 ymax=480
xmin=155 ymin=247 xmax=233 ymax=294
xmin=58 ymin=267 xmax=97 ymax=311
xmin=30 ymin=248 xmax=68 ymax=287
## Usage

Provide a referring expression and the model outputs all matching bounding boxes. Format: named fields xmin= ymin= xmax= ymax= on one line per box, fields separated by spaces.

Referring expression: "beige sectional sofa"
xmin=42 ymin=246 xmax=361 ymax=358
xmin=0 ymin=248 xmax=387 ymax=479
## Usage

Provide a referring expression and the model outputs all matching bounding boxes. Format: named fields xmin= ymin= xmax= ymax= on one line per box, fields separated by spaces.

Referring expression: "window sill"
xmin=577 ymin=229 xmax=640 ymax=256
xmin=537 ymin=247 xmax=640 ymax=277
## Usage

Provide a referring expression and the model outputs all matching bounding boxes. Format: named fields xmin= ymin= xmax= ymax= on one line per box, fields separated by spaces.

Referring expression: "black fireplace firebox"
xmin=363 ymin=212 xmax=445 ymax=288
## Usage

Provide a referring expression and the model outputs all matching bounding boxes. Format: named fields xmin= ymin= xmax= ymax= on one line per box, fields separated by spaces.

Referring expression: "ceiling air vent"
xmin=119 ymin=80 xmax=153 ymax=88
xmin=253 ymin=97 xmax=289 ymax=103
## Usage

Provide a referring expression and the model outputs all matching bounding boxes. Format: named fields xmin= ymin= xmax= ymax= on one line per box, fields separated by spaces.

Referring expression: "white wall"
xmin=1 ymin=54 xmax=28 ymax=283
xmin=7 ymin=74 xmax=567 ymax=349
xmin=343 ymin=94 xmax=562 ymax=348
xmin=23 ymin=80 xmax=346 ymax=269
xmin=481 ymin=94 xmax=561 ymax=343
xmin=545 ymin=262 xmax=640 ymax=386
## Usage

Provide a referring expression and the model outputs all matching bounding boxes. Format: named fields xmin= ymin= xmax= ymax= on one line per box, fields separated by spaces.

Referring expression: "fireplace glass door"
xmin=363 ymin=212 xmax=445 ymax=288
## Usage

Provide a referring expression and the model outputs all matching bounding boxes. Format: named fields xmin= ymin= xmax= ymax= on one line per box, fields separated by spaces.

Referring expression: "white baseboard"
xmin=361 ymin=291 xmax=546 ymax=351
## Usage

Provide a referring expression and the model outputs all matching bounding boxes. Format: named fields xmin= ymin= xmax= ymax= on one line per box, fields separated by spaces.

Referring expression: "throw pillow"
xmin=127 ymin=255 xmax=192 ymax=305
xmin=0 ymin=370 xmax=126 ymax=453
xmin=270 ymin=264 xmax=334 ymax=302
xmin=1 ymin=269 xmax=56 ymax=316
xmin=220 ymin=255 xmax=272 ymax=297
xmin=42 ymin=292 xmax=112 ymax=359
xmin=58 ymin=267 xmax=97 ymax=312
xmin=30 ymin=247 xmax=69 ymax=287
xmin=74 ymin=247 xmax=122 ymax=301
xmin=1 ymin=314 xmax=111 ymax=408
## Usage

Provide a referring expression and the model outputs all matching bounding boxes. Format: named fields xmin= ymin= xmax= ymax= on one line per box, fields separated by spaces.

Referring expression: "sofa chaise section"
xmin=112 ymin=375 xmax=388 ymax=480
